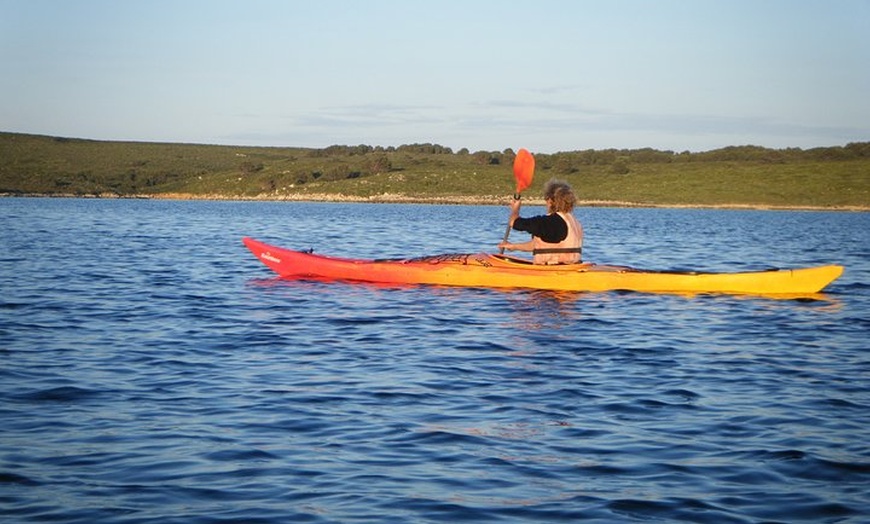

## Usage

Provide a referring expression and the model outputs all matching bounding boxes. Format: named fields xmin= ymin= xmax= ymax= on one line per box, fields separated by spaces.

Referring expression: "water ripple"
xmin=1 ymin=200 xmax=868 ymax=523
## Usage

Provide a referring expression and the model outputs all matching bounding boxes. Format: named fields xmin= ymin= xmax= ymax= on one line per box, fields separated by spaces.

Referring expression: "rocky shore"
xmin=3 ymin=191 xmax=867 ymax=211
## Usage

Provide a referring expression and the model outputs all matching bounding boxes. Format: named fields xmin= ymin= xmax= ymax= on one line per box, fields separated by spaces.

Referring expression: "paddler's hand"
xmin=498 ymin=241 xmax=514 ymax=251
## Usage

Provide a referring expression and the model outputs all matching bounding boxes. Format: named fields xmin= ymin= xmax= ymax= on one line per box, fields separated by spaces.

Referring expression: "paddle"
xmin=499 ymin=148 xmax=535 ymax=253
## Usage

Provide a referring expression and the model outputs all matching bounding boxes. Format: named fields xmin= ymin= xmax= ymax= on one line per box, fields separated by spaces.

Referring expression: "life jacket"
xmin=532 ymin=212 xmax=583 ymax=265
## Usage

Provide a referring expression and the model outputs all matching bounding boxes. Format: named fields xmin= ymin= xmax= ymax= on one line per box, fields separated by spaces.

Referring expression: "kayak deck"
xmin=243 ymin=237 xmax=843 ymax=296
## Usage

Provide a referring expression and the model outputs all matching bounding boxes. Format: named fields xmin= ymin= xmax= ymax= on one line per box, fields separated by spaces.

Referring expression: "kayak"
xmin=242 ymin=237 xmax=843 ymax=296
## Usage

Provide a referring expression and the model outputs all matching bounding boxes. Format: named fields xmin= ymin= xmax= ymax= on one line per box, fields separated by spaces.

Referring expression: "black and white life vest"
xmin=532 ymin=212 xmax=583 ymax=265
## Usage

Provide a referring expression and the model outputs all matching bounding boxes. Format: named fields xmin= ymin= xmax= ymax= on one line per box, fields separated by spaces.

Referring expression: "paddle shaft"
xmin=499 ymin=193 xmax=521 ymax=254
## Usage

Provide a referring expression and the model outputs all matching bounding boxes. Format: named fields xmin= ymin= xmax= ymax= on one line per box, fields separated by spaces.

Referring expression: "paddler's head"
xmin=543 ymin=179 xmax=576 ymax=213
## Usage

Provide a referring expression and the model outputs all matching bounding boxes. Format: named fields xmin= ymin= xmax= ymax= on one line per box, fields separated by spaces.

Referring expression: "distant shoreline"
xmin=4 ymin=132 xmax=867 ymax=210
xmin=3 ymin=192 xmax=868 ymax=212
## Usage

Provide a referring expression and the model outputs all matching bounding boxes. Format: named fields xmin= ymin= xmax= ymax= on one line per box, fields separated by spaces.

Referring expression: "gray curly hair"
xmin=543 ymin=179 xmax=576 ymax=212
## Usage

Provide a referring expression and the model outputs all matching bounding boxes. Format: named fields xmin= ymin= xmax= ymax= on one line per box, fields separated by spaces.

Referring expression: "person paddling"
xmin=498 ymin=179 xmax=583 ymax=264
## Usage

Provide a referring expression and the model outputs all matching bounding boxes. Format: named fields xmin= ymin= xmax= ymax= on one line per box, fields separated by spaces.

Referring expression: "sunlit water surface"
xmin=1 ymin=198 xmax=868 ymax=523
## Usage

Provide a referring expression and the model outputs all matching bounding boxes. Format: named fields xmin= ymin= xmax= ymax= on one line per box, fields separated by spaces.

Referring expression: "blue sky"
xmin=2 ymin=0 xmax=868 ymax=153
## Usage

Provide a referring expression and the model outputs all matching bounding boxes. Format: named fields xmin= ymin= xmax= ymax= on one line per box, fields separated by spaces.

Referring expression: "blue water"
xmin=1 ymin=198 xmax=868 ymax=523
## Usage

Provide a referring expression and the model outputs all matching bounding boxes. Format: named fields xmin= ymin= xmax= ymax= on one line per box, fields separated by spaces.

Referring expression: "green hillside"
xmin=1 ymin=132 xmax=868 ymax=209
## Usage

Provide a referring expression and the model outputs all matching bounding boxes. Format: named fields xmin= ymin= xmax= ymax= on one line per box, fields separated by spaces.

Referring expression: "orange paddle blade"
xmin=513 ymin=148 xmax=535 ymax=194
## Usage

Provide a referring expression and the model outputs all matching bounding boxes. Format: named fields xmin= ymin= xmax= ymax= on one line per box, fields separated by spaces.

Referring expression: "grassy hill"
xmin=1 ymin=132 xmax=868 ymax=209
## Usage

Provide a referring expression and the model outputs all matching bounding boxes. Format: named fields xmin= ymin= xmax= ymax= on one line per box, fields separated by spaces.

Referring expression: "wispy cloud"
xmin=223 ymin=98 xmax=868 ymax=151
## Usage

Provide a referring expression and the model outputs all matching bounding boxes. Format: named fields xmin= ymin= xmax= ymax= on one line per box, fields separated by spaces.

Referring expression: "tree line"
xmin=310 ymin=141 xmax=870 ymax=165
xmin=276 ymin=141 xmax=870 ymax=186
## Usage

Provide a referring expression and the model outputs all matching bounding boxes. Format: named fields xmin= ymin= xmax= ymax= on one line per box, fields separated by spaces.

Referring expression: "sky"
xmin=1 ymin=0 xmax=868 ymax=153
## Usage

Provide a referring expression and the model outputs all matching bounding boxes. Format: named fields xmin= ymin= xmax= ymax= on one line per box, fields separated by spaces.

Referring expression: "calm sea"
xmin=1 ymin=198 xmax=868 ymax=523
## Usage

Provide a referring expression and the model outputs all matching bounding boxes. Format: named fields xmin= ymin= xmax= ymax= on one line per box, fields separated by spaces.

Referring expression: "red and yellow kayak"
xmin=243 ymin=237 xmax=843 ymax=295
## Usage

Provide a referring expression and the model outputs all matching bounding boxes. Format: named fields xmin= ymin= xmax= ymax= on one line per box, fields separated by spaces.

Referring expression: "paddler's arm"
xmin=498 ymin=239 xmax=534 ymax=252
xmin=499 ymin=215 xmax=567 ymax=251
xmin=498 ymin=198 xmax=529 ymax=252
xmin=506 ymin=197 xmax=521 ymax=229
xmin=498 ymin=198 xmax=532 ymax=251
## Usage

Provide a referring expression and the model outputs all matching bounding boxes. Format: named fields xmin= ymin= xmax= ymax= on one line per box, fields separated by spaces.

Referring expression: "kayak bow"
xmin=243 ymin=237 xmax=843 ymax=295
